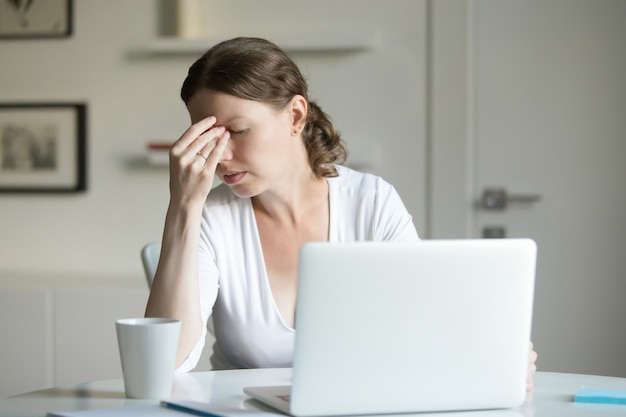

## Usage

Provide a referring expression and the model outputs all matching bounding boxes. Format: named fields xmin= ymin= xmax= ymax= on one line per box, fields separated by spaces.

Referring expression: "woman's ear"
xmin=288 ymin=95 xmax=308 ymax=136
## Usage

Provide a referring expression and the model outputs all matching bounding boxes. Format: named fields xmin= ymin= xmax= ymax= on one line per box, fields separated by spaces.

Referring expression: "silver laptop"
xmin=244 ymin=239 xmax=536 ymax=416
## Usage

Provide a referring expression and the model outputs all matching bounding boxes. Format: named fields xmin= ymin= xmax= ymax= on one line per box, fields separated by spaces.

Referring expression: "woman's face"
xmin=186 ymin=88 xmax=305 ymax=198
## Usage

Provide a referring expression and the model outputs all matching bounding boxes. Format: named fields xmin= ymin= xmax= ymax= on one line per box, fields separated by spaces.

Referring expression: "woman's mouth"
xmin=221 ymin=171 xmax=246 ymax=185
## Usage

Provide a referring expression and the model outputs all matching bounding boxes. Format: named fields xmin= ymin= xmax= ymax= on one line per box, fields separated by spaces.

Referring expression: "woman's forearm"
xmin=145 ymin=201 xmax=205 ymax=367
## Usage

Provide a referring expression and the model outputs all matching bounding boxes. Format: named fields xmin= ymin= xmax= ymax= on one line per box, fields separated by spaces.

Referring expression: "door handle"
xmin=481 ymin=188 xmax=541 ymax=210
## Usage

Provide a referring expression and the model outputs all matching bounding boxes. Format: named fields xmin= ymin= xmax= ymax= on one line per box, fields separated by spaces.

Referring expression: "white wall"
xmin=0 ymin=0 xmax=427 ymax=279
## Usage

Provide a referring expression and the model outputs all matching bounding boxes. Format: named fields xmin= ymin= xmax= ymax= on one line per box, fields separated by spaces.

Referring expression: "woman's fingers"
xmin=171 ymin=116 xmax=230 ymax=165
xmin=198 ymin=130 xmax=230 ymax=168
xmin=174 ymin=127 xmax=226 ymax=166
xmin=526 ymin=341 xmax=538 ymax=392
xmin=172 ymin=115 xmax=217 ymax=152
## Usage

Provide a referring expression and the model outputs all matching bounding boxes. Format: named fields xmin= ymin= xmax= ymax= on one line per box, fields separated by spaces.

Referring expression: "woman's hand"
xmin=168 ymin=115 xmax=231 ymax=207
xmin=527 ymin=341 xmax=538 ymax=392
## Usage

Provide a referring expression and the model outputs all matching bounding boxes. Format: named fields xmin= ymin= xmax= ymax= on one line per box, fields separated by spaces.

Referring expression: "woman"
xmin=144 ymin=37 xmax=536 ymax=389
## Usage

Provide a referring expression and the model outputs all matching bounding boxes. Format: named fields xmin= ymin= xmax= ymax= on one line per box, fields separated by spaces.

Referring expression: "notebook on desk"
xmin=244 ymin=239 xmax=537 ymax=417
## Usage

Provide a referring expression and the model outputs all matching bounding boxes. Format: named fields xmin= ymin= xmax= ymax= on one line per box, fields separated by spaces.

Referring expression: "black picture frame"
xmin=0 ymin=0 xmax=73 ymax=39
xmin=0 ymin=103 xmax=87 ymax=193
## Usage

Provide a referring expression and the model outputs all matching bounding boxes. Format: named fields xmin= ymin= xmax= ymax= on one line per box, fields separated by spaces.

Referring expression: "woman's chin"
xmin=227 ymin=184 xmax=257 ymax=199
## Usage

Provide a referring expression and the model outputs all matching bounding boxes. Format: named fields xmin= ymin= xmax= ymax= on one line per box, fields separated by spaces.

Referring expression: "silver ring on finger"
xmin=197 ymin=152 xmax=208 ymax=161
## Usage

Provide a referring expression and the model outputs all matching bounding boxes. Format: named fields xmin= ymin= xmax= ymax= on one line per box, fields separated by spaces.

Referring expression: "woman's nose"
xmin=219 ymin=138 xmax=234 ymax=162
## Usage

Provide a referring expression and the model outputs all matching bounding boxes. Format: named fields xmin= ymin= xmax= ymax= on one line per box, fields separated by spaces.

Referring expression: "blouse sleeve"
xmin=374 ymin=180 xmax=420 ymax=242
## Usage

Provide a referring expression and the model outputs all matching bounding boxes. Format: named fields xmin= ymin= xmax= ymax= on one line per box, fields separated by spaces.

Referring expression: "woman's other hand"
xmin=527 ymin=341 xmax=538 ymax=392
xmin=169 ymin=115 xmax=230 ymax=208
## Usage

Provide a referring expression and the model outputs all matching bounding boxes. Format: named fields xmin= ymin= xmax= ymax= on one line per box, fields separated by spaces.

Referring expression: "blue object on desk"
xmin=161 ymin=401 xmax=224 ymax=417
xmin=574 ymin=387 xmax=626 ymax=405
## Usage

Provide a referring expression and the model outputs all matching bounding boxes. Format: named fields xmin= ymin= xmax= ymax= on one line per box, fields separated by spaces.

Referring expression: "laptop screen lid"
xmin=247 ymin=239 xmax=536 ymax=416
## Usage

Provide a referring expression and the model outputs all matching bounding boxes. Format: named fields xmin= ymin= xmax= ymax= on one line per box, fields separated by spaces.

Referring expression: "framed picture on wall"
xmin=0 ymin=0 xmax=72 ymax=38
xmin=0 ymin=103 xmax=87 ymax=193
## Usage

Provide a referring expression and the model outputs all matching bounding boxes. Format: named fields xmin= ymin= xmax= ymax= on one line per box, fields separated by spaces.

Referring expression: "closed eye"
xmin=229 ymin=129 xmax=247 ymax=135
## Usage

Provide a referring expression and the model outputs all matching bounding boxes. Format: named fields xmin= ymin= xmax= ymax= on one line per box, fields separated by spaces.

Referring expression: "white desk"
xmin=2 ymin=369 xmax=626 ymax=417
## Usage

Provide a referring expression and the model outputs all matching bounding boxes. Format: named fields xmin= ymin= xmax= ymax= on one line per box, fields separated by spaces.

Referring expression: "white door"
xmin=431 ymin=0 xmax=626 ymax=376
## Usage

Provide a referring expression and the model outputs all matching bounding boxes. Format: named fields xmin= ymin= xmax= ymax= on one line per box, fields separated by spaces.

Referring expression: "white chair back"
xmin=141 ymin=242 xmax=161 ymax=287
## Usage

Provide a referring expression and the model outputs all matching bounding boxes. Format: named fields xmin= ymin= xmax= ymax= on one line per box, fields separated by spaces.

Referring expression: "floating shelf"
xmin=124 ymin=155 xmax=168 ymax=170
xmin=143 ymin=31 xmax=378 ymax=56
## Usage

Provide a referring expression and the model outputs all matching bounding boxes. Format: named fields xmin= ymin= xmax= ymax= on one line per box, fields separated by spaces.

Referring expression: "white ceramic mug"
xmin=116 ymin=317 xmax=181 ymax=399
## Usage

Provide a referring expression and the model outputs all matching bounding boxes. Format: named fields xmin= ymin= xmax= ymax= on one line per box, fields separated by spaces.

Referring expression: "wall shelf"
xmin=124 ymin=155 xmax=168 ymax=171
xmin=142 ymin=31 xmax=378 ymax=56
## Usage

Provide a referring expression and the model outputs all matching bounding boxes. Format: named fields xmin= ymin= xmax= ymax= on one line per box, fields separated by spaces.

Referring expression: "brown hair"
xmin=181 ymin=37 xmax=347 ymax=178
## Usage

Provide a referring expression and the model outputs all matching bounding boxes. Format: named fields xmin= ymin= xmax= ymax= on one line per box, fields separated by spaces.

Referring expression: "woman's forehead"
xmin=188 ymin=89 xmax=281 ymax=124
